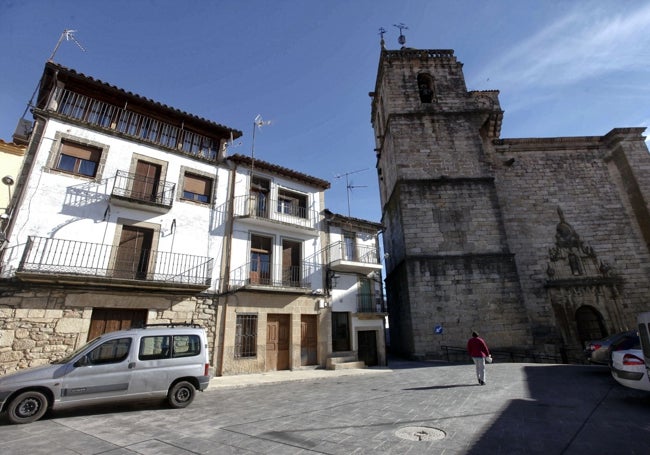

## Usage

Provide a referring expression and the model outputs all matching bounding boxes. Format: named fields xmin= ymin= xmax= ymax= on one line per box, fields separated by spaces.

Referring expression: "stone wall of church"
xmin=489 ymin=131 xmax=650 ymax=357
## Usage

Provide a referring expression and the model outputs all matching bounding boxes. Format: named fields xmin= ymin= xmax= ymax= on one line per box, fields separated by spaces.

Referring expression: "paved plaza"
xmin=1 ymin=358 xmax=649 ymax=454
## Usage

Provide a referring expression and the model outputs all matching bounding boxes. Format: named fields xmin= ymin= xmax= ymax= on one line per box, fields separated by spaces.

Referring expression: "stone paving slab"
xmin=1 ymin=360 xmax=649 ymax=454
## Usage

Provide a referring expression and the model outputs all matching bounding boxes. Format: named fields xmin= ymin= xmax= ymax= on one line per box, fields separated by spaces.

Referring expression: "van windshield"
xmin=51 ymin=335 xmax=102 ymax=364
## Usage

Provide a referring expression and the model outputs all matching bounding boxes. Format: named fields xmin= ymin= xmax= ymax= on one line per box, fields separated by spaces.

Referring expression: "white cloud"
xmin=472 ymin=3 xmax=650 ymax=90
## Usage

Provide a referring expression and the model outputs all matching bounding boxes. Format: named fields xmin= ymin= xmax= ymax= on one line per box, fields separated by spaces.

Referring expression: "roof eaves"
xmin=45 ymin=61 xmax=243 ymax=139
xmin=228 ymin=154 xmax=331 ymax=189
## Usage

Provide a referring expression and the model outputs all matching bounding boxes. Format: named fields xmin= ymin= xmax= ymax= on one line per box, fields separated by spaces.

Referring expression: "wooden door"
xmin=250 ymin=177 xmax=269 ymax=217
xmin=358 ymin=330 xmax=378 ymax=367
xmin=332 ymin=312 xmax=350 ymax=352
xmin=266 ymin=314 xmax=290 ymax=371
xmin=114 ymin=225 xmax=153 ymax=279
xmin=282 ymin=240 xmax=300 ymax=286
xmin=250 ymin=235 xmax=271 ymax=285
xmin=301 ymin=315 xmax=317 ymax=366
xmin=131 ymin=160 xmax=161 ymax=202
xmin=88 ymin=308 xmax=147 ymax=340
xmin=358 ymin=278 xmax=373 ymax=312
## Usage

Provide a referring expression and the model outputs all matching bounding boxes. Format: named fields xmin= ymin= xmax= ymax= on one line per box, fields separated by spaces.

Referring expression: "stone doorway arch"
xmin=575 ymin=305 xmax=607 ymax=344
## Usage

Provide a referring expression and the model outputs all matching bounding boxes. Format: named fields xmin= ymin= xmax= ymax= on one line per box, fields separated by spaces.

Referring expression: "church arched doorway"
xmin=575 ymin=306 xmax=607 ymax=344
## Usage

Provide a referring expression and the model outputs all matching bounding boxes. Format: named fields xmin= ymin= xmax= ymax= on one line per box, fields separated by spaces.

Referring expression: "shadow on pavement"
xmin=403 ymin=384 xmax=476 ymax=391
xmin=465 ymin=364 xmax=650 ymax=454
xmin=0 ymin=398 xmax=169 ymax=425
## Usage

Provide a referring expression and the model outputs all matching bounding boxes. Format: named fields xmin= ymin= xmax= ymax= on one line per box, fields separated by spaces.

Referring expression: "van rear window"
xmin=139 ymin=335 xmax=201 ymax=360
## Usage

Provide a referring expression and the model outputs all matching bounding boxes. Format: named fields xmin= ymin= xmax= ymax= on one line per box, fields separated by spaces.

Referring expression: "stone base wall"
xmin=0 ymin=287 xmax=218 ymax=376
xmin=215 ymin=291 xmax=326 ymax=376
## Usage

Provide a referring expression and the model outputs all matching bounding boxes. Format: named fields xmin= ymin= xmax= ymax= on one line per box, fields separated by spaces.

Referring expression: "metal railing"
xmin=327 ymin=241 xmax=380 ymax=265
xmin=17 ymin=236 xmax=213 ymax=286
xmin=228 ymin=260 xmax=317 ymax=290
xmin=111 ymin=170 xmax=176 ymax=207
xmin=53 ymin=89 xmax=221 ymax=161
xmin=357 ymin=293 xmax=386 ymax=313
xmin=232 ymin=194 xmax=319 ymax=229
xmin=440 ymin=345 xmax=567 ymax=364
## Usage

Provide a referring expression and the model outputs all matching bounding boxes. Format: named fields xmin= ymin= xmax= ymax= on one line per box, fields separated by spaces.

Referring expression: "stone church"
xmin=371 ymin=44 xmax=650 ymax=362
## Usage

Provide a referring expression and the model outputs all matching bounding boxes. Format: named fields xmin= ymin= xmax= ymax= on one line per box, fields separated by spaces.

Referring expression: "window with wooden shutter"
xmin=56 ymin=140 xmax=102 ymax=177
xmin=182 ymin=173 xmax=212 ymax=203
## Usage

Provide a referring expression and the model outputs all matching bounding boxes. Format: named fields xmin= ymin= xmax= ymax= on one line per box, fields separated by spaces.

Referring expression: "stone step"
xmin=329 ymin=361 xmax=366 ymax=370
xmin=326 ymin=354 xmax=366 ymax=370
xmin=327 ymin=355 xmax=357 ymax=364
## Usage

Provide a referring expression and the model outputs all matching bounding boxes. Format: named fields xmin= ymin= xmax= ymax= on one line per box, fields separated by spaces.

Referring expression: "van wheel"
xmin=7 ymin=391 xmax=49 ymax=424
xmin=167 ymin=381 xmax=195 ymax=408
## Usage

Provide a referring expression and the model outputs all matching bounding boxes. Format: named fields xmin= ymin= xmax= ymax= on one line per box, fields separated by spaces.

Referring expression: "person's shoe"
xmin=479 ymin=380 xmax=485 ymax=385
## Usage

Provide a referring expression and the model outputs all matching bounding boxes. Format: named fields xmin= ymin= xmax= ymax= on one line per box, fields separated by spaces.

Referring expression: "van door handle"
xmin=128 ymin=362 xmax=136 ymax=369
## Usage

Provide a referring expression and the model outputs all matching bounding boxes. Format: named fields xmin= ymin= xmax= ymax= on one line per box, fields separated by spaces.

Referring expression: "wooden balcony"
xmin=51 ymin=88 xmax=222 ymax=162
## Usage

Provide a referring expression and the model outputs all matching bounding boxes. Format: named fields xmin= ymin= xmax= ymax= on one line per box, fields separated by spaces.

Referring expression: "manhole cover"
xmin=395 ymin=426 xmax=446 ymax=441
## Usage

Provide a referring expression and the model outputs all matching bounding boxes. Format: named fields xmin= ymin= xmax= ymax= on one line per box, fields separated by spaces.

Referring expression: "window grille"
xmin=235 ymin=314 xmax=258 ymax=358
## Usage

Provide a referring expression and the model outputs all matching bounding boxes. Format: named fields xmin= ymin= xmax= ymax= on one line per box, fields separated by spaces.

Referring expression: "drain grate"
xmin=395 ymin=426 xmax=446 ymax=442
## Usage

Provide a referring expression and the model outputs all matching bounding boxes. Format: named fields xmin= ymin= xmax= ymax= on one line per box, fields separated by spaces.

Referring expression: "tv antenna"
xmin=21 ymin=30 xmax=87 ymax=121
xmin=49 ymin=29 xmax=86 ymax=62
xmin=393 ymin=23 xmax=408 ymax=47
xmin=335 ymin=168 xmax=368 ymax=217
xmin=250 ymin=114 xmax=271 ymax=188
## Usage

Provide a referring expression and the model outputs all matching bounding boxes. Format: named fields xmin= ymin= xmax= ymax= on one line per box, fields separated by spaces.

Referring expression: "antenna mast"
xmin=335 ymin=168 xmax=368 ymax=217
xmin=21 ymin=30 xmax=86 ymax=121
xmin=250 ymin=114 xmax=271 ymax=189
xmin=49 ymin=29 xmax=86 ymax=62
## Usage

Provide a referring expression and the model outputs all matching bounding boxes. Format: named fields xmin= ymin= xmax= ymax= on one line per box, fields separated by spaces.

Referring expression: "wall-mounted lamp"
xmin=2 ymin=175 xmax=14 ymax=204
xmin=327 ymin=269 xmax=341 ymax=289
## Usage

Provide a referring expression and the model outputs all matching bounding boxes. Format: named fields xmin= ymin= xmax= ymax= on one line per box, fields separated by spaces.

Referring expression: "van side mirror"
xmin=74 ymin=355 xmax=90 ymax=367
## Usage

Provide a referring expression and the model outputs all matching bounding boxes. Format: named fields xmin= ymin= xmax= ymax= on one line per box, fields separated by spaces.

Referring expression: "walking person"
xmin=467 ymin=331 xmax=491 ymax=385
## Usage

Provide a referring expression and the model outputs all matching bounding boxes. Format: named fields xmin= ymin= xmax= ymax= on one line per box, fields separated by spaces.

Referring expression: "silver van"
xmin=0 ymin=323 xmax=211 ymax=424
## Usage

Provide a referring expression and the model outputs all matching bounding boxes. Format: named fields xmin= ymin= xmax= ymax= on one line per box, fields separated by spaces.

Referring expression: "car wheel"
xmin=167 ymin=381 xmax=195 ymax=408
xmin=7 ymin=391 xmax=49 ymax=424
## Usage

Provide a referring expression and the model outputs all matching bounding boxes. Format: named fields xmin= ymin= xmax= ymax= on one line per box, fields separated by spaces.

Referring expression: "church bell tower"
xmin=370 ymin=40 xmax=529 ymax=359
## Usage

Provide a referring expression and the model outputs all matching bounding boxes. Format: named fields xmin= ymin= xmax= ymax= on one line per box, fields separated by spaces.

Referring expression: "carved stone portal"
xmin=545 ymin=207 xmax=624 ymax=362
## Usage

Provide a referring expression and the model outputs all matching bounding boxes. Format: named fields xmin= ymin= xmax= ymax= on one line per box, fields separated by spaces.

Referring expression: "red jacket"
xmin=467 ymin=336 xmax=490 ymax=358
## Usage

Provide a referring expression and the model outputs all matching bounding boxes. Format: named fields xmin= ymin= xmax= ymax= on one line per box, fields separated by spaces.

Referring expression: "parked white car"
xmin=0 ymin=324 xmax=211 ymax=424
xmin=638 ymin=312 xmax=650 ymax=380
xmin=610 ymin=348 xmax=650 ymax=392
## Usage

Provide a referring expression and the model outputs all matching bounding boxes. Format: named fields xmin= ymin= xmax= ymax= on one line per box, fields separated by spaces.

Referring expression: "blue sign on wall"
xmin=434 ymin=325 xmax=443 ymax=334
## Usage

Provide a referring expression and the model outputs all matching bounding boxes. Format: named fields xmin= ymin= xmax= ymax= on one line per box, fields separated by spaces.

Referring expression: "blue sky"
xmin=1 ymin=1 xmax=650 ymax=223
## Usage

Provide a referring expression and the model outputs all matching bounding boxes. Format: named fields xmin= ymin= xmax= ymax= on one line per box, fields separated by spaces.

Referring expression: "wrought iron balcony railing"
xmin=232 ymin=194 xmax=319 ymax=230
xmin=15 ymin=236 xmax=213 ymax=287
xmin=228 ymin=260 xmax=317 ymax=290
xmin=52 ymin=88 xmax=221 ymax=161
xmin=357 ymin=293 xmax=386 ymax=314
xmin=327 ymin=241 xmax=380 ymax=265
xmin=111 ymin=170 xmax=176 ymax=208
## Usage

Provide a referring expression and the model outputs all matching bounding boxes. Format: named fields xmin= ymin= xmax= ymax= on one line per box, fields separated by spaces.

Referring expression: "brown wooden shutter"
xmin=184 ymin=174 xmax=209 ymax=194
xmin=61 ymin=140 xmax=101 ymax=161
